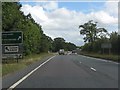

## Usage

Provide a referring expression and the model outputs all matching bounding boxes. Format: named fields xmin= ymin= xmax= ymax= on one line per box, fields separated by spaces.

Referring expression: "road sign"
xmin=2 ymin=31 xmax=23 ymax=60
xmin=101 ymin=43 xmax=112 ymax=48
xmin=101 ymin=43 xmax=112 ymax=55
xmin=2 ymin=44 xmax=23 ymax=59
xmin=5 ymin=46 xmax=19 ymax=53
xmin=2 ymin=31 xmax=23 ymax=44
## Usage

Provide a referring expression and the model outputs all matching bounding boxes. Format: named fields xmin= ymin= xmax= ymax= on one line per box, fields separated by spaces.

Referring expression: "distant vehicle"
xmin=72 ymin=50 xmax=77 ymax=54
xmin=72 ymin=50 xmax=76 ymax=53
xmin=67 ymin=51 xmax=72 ymax=55
xmin=59 ymin=49 xmax=65 ymax=55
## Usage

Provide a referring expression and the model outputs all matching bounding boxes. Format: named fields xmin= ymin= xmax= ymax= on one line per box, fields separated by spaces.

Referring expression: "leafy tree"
xmin=109 ymin=32 xmax=119 ymax=54
xmin=52 ymin=37 xmax=65 ymax=52
xmin=40 ymin=34 xmax=53 ymax=52
xmin=2 ymin=2 xmax=22 ymax=31
xmin=65 ymin=42 xmax=76 ymax=51
xmin=2 ymin=2 xmax=78 ymax=56
xmin=23 ymin=20 xmax=42 ymax=55
xmin=79 ymin=20 xmax=108 ymax=43
xmin=2 ymin=2 xmax=46 ymax=55
xmin=81 ymin=31 xmax=120 ymax=55
xmin=52 ymin=37 xmax=77 ymax=52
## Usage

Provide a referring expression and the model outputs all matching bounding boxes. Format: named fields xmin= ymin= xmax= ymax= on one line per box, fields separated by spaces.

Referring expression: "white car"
xmin=59 ymin=49 xmax=65 ymax=55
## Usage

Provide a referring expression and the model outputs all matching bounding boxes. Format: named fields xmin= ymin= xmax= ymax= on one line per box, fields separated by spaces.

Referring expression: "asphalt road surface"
xmin=2 ymin=54 xmax=118 ymax=89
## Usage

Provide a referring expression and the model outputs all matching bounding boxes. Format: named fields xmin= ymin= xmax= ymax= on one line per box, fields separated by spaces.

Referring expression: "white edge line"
xmin=8 ymin=55 xmax=56 ymax=89
xmin=78 ymin=55 xmax=119 ymax=65
xmin=90 ymin=67 xmax=96 ymax=72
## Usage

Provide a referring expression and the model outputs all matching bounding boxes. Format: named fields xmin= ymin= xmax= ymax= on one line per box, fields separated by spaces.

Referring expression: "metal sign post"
xmin=2 ymin=31 xmax=23 ymax=63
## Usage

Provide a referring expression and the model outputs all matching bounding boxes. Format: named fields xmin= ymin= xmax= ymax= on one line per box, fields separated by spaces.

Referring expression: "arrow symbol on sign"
xmin=18 ymin=36 xmax=21 ymax=40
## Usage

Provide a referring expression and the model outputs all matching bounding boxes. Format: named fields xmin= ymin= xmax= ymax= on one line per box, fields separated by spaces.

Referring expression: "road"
xmin=2 ymin=54 xmax=118 ymax=89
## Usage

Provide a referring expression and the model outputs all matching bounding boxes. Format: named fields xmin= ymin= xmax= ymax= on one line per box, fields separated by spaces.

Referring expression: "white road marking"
xmin=90 ymin=67 xmax=96 ymax=72
xmin=8 ymin=56 xmax=56 ymax=90
xmin=78 ymin=55 xmax=119 ymax=64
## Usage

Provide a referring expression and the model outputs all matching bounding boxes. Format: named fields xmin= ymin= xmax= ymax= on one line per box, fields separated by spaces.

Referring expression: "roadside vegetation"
xmin=2 ymin=2 xmax=119 ymax=76
xmin=2 ymin=2 xmax=52 ymax=55
xmin=79 ymin=52 xmax=119 ymax=62
xmin=2 ymin=53 xmax=54 ymax=76
xmin=2 ymin=2 xmax=77 ymax=55
xmin=2 ymin=2 xmax=77 ymax=76
xmin=79 ymin=20 xmax=120 ymax=62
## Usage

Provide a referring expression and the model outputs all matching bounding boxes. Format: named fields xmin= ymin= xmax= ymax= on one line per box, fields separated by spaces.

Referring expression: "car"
xmin=72 ymin=50 xmax=77 ymax=55
xmin=67 ymin=51 xmax=72 ymax=55
xmin=59 ymin=49 xmax=65 ymax=55
xmin=72 ymin=50 xmax=76 ymax=53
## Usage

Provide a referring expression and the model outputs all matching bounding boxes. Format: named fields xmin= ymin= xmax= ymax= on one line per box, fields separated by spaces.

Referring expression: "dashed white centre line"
xmin=7 ymin=56 xmax=56 ymax=90
xmin=90 ymin=67 xmax=96 ymax=72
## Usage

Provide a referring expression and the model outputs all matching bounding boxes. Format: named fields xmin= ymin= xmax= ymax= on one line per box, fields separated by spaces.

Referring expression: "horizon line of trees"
xmin=2 ymin=2 xmax=77 ymax=56
xmin=79 ymin=20 xmax=120 ymax=55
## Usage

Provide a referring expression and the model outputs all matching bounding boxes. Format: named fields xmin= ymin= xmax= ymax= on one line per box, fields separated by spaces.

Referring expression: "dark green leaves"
xmin=2 ymin=2 xmax=52 ymax=55
xmin=79 ymin=20 xmax=108 ymax=43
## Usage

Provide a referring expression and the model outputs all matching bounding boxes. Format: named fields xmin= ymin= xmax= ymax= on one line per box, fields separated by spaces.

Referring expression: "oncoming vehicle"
xmin=59 ymin=49 xmax=65 ymax=55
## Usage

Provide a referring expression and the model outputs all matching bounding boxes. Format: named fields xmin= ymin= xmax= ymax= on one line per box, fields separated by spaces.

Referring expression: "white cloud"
xmin=90 ymin=11 xmax=118 ymax=24
xmin=20 ymin=4 xmax=31 ymax=15
xmin=20 ymin=4 xmax=48 ymax=23
xmin=20 ymin=1 xmax=118 ymax=46
xmin=104 ymin=1 xmax=118 ymax=17
xmin=43 ymin=1 xmax=58 ymax=11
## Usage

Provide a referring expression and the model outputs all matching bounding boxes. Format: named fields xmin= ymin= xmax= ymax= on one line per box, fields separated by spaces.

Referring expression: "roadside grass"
xmin=79 ymin=52 xmax=119 ymax=62
xmin=2 ymin=53 xmax=54 ymax=76
xmin=2 ymin=63 xmax=26 ymax=77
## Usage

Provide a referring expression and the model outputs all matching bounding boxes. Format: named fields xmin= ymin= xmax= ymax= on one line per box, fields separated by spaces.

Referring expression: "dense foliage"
xmin=2 ymin=2 xmax=52 ymax=55
xmin=79 ymin=20 xmax=108 ymax=43
xmin=2 ymin=2 xmax=77 ymax=56
xmin=52 ymin=37 xmax=76 ymax=52
xmin=79 ymin=20 xmax=119 ymax=55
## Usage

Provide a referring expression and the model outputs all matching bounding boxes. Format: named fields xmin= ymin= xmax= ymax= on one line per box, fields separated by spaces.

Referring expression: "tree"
xmin=2 ymin=2 xmax=47 ymax=55
xmin=2 ymin=2 xmax=22 ymax=31
xmin=52 ymin=37 xmax=65 ymax=52
xmin=40 ymin=34 xmax=53 ymax=52
xmin=23 ymin=20 xmax=42 ymax=55
xmin=109 ymin=32 xmax=119 ymax=54
xmin=2 ymin=2 xmax=78 ymax=56
xmin=52 ymin=37 xmax=77 ymax=52
xmin=65 ymin=42 xmax=76 ymax=51
xmin=79 ymin=20 xmax=108 ymax=43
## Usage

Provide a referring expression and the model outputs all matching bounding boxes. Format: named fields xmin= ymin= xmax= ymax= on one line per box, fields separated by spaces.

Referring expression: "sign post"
xmin=2 ymin=31 xmax=23 ymax=63
xmin=101 ymin=43 xmax=112 ymax=55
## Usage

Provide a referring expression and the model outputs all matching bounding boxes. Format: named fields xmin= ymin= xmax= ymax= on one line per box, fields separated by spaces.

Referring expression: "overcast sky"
xmin=19 ymin=0 xmax=118 ymax=46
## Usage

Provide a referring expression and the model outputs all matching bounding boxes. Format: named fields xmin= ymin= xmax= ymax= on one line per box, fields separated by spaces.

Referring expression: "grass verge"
xmin=2 ymin=53 xmax=54 ymax=76
xmin=79 ymin=52 xmax=119 ymax=63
